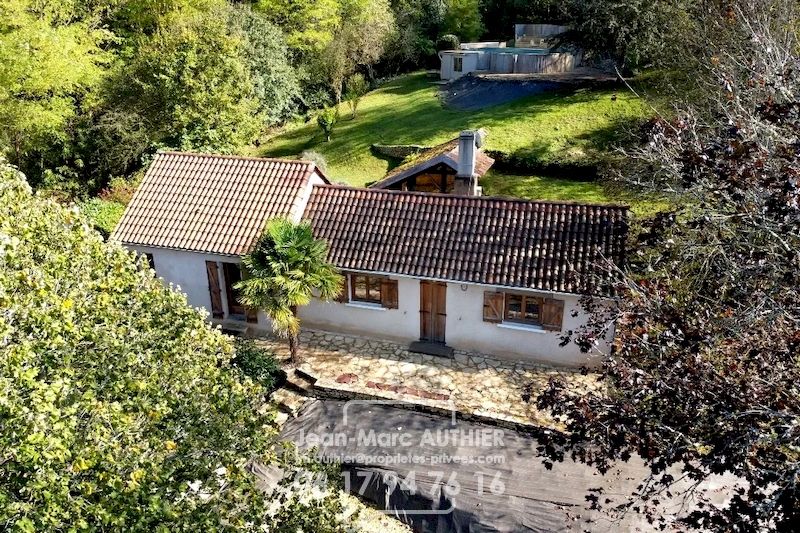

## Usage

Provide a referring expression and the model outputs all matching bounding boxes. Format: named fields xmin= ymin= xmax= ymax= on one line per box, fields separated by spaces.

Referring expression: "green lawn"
xmin=259 ymin=72 xmax=650 ymax=186
xmin=482 ymin=169 xmax=670 ymax=217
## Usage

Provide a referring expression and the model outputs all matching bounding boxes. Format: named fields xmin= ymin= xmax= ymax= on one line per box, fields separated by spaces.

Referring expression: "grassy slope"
xmin=260 ymin=72 xmax=649 ymax=186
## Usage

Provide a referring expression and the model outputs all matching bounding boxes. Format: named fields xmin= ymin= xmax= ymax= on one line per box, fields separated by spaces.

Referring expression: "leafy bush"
xmin=436 ymin=33 xmax=460 ymax=51
xmin=0 ymin=159 xmax=345 ymax=530
xmin=233 ymin=338 xmax=282 ymax=392
xmin=344 ymin=73 xmax=369 ymax=119
xmin=316 ymin=107 xmax=339 ymax=142
xmin=79 ymin=198 xmax=126 ymax=238
xmin=98 ymin=176 xmax=139 ymax=205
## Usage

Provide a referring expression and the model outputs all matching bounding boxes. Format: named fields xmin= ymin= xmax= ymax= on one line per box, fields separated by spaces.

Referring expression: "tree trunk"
xmin=288 ymin=305 xmax=301 ymax=365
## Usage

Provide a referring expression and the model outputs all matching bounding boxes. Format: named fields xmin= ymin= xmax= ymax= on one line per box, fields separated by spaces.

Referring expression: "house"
xmin=370 ymin=130 xmax=494 ymax=195
xmin=112 ymin=149 xmax=628 ymax=366
xmin=111 ymin=152 xmax=329 ymax=328
xmin=439 ymin=24 xmax=581 ymax=81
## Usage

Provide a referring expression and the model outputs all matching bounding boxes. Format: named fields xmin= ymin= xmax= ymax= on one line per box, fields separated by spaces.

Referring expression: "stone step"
xmin=272 ymin=388 xmax=308 ymax=417
xmin=283 ymin=369 xmax=315 ymax=395
xmin=408 ymin=341 xmax=454 ymax=358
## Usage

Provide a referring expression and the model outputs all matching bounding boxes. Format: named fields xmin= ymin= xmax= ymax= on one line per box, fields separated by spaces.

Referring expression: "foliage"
xmin=436 ymin=33 xmax=460 ymax=51
xmin=479 ymin=0 xmax=567 ymax=40
xmin=232 ymin=338 xmax=282 ymax=392
xmin=442 ymin=0 xmax=484 ymax=43
xmin=536 ymin=3 xmax=800 ymax=530
xmin=255 ymin=0 xmax=341 ymax=54
xmin=0 ymin=159 xmax=348 ymax=530
xmin=317 ymin=107 xmax=339 ymax=142
xmin=229 ymin=6 xmax=301 ymax=127
xmin=562 ymin=0 xmax=699 ymax=72
xmin=236 ymin=218 xmax=343 ymax=364
xmin=316 ymin=0 xmax=396 ymax=101
xmin=110 ymin=6 xmax=262 ymax=153
xmin=0 ymin=0 xmax=111 ymax=188
xmin=79 ymin=198 xmax=126 ymax=238
xmin=263 ymin=72 xmax=650 ymax=185
xmin=344 ymin=73 xmax=370 ymax=119
xmin=377 ymin=0 xmax=447 ymax=73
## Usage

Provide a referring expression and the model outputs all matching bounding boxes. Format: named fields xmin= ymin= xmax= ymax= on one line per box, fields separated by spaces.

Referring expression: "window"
xmin=504 ymin=293 xmax=543 ymax=326
xmin=483 ymin=291 xmax=564 ymax=331
xmin=453 ymin=56 xmax=463 ymax=73
xmin=144 ymin=253 xmax=155 ymax=270
xmin=351 ymin=274 xmax=383 ymax=304
xmin=342 ymin=273 xmax=399 ymax=309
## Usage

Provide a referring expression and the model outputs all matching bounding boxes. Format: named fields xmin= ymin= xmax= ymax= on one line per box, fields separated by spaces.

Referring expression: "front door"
xmin=420 ymin=281 xmax=447 ymax=343
xmin=222 ymin=262 xmax=245 ymax=317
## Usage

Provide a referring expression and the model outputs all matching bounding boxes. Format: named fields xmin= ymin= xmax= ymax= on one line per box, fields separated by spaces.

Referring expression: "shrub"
xmin=436 ymin=33 xmax=460 ymax=51
xmin=0 ymin=159 xmax=345 ymax=530
xmin=344 ymin=73 xmax=369 ymax=119
xmin=98 ymin=176 xmax=139 ymax=205
xmin=79 ymin=198 xmax=126 ymax=238
xmin=316 ymin=107 xmax=338 ymax=142
xmin=233 ymin=338 xmax=282 ymax=392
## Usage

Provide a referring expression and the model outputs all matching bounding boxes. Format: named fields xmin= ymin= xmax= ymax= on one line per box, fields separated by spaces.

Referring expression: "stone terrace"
xmin=257 ymin=329 xmax=600 ymax=431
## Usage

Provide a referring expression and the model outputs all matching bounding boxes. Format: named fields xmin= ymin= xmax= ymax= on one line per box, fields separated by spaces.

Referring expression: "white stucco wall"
xmin=300 ymin=273 xmax=609 ymax=367
xmin=445 ymin=283 xmax=604 ymax=367
xmin=299 ymin=277 xmax=421 ymax=343
xmin=127 ymin=245 xmax=273 ymax=326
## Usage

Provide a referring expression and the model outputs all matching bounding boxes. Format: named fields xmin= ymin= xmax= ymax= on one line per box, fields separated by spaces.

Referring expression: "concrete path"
xmin=257 ymin=329 xmax=599 ymax=431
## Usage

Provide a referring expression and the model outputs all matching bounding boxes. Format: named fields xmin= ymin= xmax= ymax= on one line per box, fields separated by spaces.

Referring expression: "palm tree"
xmin=235 ymin=218 xmax=342 ymax=364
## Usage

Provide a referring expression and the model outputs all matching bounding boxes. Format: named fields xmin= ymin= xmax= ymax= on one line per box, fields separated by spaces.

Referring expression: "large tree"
xmin=0 ymin=160 xmax=346 ymax=529
xmin=0 ymin=0 xmax=110 ymax=187
xmin=537 ymin=2 xmax=800 ymax=530
xmin=237 ymin=218 xmax=343 ymax=364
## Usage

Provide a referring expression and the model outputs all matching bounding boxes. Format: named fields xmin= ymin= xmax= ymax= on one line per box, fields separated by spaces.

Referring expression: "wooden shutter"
xmin=335 ymin=275 xmax=349 ymax=303
xmin=381 ymin=279 xmax=399 ymax=309
xmin=482 ymin=291 xmax=504 ymax=323
xmin=205 ymin=261 xmax=223 ymax=319
xmin=541 ymin=298 xmax=564 ymax=331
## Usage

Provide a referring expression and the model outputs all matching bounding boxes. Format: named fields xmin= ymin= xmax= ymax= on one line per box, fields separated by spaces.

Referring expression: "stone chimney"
xmin=454 ymin=129 xmax=486 ymax=196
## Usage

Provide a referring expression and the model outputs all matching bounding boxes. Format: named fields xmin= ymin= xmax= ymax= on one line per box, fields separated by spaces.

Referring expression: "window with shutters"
xmin=351 ymin=274 xmax=383 ymax=304
xmin=346 ymin=273 xmax=399 ymax=309
xmin=504 ymin=294 xmax=543 ymax=326
xmin=483 ymin=291 xmax=564 ymax=331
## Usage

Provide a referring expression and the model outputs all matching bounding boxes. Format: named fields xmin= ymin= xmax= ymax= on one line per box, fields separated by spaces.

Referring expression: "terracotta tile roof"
xmin=112 ymin=152 xmax=326 ymax=256
xmin=304 ymin=185 xmax=628 ymax=295
xmin=370 ymin=139 xmax=495 ymax=189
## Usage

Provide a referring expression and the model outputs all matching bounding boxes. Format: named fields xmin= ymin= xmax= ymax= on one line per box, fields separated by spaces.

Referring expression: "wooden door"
xmin=205 ymin=261 xmax=223 ymax=319
xmin=222 ymin=262 xmax=245 ymax=317
xmin=420 ymin=281 xmax=447 ymax=343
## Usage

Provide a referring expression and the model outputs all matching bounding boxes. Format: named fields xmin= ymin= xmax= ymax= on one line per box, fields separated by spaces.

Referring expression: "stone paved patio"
xmin=257 ymin=329 xmax=600 ymax=430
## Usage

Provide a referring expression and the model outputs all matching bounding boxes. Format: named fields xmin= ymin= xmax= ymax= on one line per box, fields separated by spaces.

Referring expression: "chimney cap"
xmin=459 ymin=128 xmax=487 ymax=149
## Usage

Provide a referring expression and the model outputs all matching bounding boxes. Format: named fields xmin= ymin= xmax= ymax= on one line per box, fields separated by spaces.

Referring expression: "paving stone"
xmin=255 ymin=328 xmax=598 ymax=430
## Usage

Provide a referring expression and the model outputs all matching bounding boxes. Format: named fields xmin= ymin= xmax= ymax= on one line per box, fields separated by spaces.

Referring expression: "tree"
xmin=0 ymin=0 xmax=110 ymax=187
xmin=317 ymin=107 xmax=339 ymax=141
xmin=255 ymin=0 xmax=341 ymax=55
xmin=108 ymin=5 xmax=262 ymax=153
xmin=344 ymin=73 xmax=369 ymax=118
xmin=442 ymin=0 xmax=484 ymax=43
xmin=229 ymin=5 xmax=301 ymax=127
xmin=317 ymin=0 xmax=395 ymax=102
xmin=236 ymin=218 xmax=343 ymax=364
xmin=562 ymin=0 xmax=699 ymax=72
xmin=0 ymin=160 xmax=346 ymax=529
xmin=536 ymin=2 xmax=800 ymax=530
